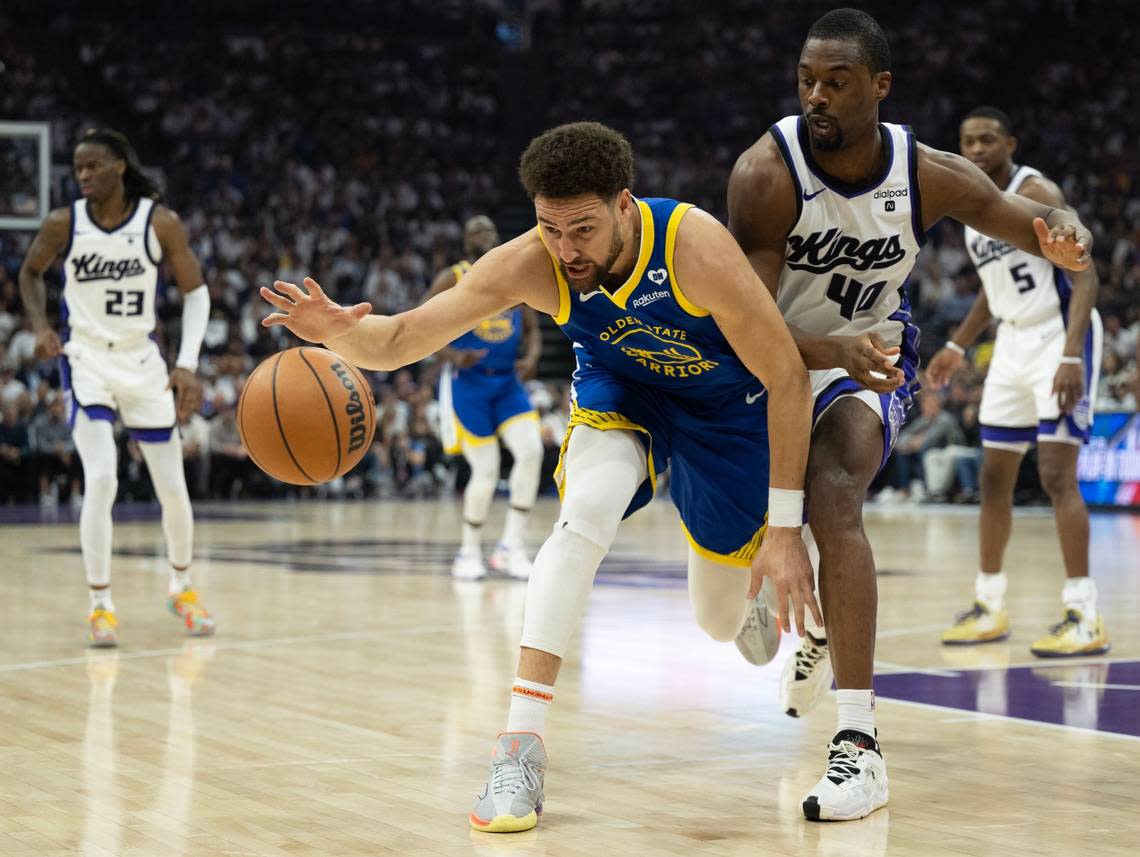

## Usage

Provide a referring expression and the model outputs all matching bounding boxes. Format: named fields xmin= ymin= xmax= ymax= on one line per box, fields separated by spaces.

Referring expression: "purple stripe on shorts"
xmin=129 ymin=426 xmax=174 ymax=443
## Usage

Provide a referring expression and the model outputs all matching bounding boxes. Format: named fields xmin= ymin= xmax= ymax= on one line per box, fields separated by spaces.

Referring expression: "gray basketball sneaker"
xmin=734 ymin=581 xmax=781 ymax=666
xmin=469 ymin=732 xmax=547 ymax=833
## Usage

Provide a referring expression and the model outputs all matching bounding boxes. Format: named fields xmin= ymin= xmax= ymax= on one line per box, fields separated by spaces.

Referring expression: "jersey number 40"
xmin=826 ymin=274 xmax=887 ymax=321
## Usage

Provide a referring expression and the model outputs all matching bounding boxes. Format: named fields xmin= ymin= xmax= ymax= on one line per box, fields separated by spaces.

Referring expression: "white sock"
xmin=500 ymin=507 xmax=530 ymax=549
xmin=461 ymin=521 xmax=482 ymax=554
xmin=836 ymin=688 xmax=876 ymax=740
xmin=506 ymin=677 xmax=554 ymax=738
xmin=1062 ymin=576 xmax=1098 ymax=621
xmin=169 ymin=565 xmax=191 ymax=596
xmin=90 ymin=588 xmax=115 ymax=612
xmin=976 ymin=571 xmax=1007 ymax=612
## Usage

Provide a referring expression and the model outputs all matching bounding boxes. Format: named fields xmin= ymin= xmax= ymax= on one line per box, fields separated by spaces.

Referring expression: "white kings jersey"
xmin=963 ymin=165 xmax=1068 ymax=325
xmin=770 ymin=116 xmax=924 ymax=349
xmin=61 ymin=197 xmax=163 ymax=344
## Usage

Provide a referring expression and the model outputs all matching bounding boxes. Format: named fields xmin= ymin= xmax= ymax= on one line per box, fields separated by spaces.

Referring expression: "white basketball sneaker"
xmin=802 ymin=730 xmax=889 ymax=821
xmin=780 ymin=633 xmax=833 ymax=717
xmin=452 ymin=549 xmax=488 ymax=580
xmin=489 ymin=544 xmax=533 ymax=580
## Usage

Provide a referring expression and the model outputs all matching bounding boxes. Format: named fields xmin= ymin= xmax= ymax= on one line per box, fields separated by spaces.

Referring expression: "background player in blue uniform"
xmin=18 ymin=129 xmax=215 ymax=646
xmin=426 ymin=216 xmax=544 ymax=580
xmin=260 ymin=122 xmax=818 ymax=832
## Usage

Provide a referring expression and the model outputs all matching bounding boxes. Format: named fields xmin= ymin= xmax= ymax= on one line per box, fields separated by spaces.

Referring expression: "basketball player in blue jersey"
xmin=18 ymin=129 xmax=215 ymax=647
xmin=261 ymin=121 xmax=820 ymax=833
xmin=427 ymin=216 xmax=544 ymax=581
xmin=728 ymin=8 xmax=1094 ymax=821
xmin=929 ymin=107 xmax=1106 ymax=656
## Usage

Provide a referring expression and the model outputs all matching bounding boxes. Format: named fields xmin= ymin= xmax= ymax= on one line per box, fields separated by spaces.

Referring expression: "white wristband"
xmin=768 ymin=487 xmax=804 ymax=529
xmin=944 ymin=341 xmax=965 ymax=356
xmin=175 ymin=285 xmax=210 ymax=370
xmin=1059 ymin=356 xmax=1083 ymax=366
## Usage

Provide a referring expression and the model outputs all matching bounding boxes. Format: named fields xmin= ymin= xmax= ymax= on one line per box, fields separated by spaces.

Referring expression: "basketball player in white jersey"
xmin=728 ymin=9 xmax=1093 ymax=820
xmin=425 ymin=216 xmax=544 ymax=581
xmin=928 ymin=107 xmax=1106 ymax=656
xmin=18 ymin=129 xmax=215 ymax=647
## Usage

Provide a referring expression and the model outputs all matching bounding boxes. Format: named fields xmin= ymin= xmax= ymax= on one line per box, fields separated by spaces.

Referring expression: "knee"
xmin=807 ymin=467 xmax=863 ymax=533
xmin=85 ymin=470 xmax=118 ymax=499
xmin=1038 ymin=461 xmax=1077 ymax=498
xmin=979 ymin=464 xmax=1014 ymax=503
xmin=692 ymin=603 xmax=744 ymax=642
xmin=510 ymin=433 xmax=543 ymax=467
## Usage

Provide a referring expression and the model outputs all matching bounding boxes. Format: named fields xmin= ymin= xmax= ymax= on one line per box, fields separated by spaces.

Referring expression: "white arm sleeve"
xmin=175 ymin=285 xmax=210 ymax=370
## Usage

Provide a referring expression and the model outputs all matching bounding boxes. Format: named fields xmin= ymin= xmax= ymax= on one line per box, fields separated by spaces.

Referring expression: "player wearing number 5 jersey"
xmin=929 ymin=107 xmax=1106 ymax=658
xmin=728 ymin=9 xmax=1095 ymax=821
xmin=18 ymin=128 xmax=216 ymax=647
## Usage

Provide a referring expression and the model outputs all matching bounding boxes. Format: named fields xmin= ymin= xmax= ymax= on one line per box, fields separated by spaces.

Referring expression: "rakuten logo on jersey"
xmin=785 ymin=228 xmax=907 ymax=274
xmin=71 ymin=253 xmax=147 ymax=282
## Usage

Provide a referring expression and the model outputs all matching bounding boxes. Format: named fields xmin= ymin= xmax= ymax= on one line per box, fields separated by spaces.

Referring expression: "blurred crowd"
xmin=0 ymin=0 xmax=1137 ymax=506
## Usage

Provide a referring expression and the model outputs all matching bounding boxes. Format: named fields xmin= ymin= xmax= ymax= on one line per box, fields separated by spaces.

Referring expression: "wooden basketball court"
xmin=0 ymin=496 xmax=1136 ymax=856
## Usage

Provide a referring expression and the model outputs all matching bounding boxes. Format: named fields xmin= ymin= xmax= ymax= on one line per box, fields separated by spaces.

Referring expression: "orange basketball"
xmin=238 ymin=347 xmax=376 ymax=485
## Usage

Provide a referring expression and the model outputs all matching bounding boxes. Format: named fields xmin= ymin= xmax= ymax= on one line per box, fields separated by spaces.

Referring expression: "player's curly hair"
xmin=77 ymin=128 xmax=164 ymax=203
xmin=518 ymin=122 xmax=634 ymax=201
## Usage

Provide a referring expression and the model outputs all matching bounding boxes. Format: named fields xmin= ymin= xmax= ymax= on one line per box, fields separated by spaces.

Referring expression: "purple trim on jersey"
xmin=812 ymin=376 xmax=865 ymax=425
xmin=82 ymin=405 xmax=116 ymax=424
xmin=129 ymin=426 xmax=174 ymax=443
xmin=980 ymin=423 xmax=1037 ymax=443
xmin=796 ymin=117 xmax=895 ymax=198
xmin=1053 ymin=267 xmax=1073 ymax=325
xmin=903 ymin=126 xmax=927 ymax=247
xmin=142 ymin=200 xmax=162 ymax=266
xmin=768 ymin=124 xmax=803 ymax=235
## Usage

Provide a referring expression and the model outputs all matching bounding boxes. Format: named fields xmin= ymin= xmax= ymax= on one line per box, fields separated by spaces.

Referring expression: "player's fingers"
xmin=1033 ymin=216 xmax=1053 ymax=245
xmin=775 ymin=585 xmax=792 ymax=634
xmin=349 ymin=302 xmax=373 ymax=319
xmin=274 ymin=280 xmax=308 ymax=302
xmin=261 ymin=312 xmax=291 ymax=327
xmin=260 ymin=288 xmax=296 ymax=312
xmin=302 ymin=277 xmax=326 ymax=298
xmin=792 ymin=591 xmax=807 ymax=639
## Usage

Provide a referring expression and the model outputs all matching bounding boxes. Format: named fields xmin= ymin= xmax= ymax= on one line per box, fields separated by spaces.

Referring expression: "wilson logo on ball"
xmin=330 ymin=361 xmax=370 ymax=453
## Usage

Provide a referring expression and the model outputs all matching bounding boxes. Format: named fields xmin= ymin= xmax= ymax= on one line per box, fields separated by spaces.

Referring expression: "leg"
xmin=73 ymin=412 xmax=120 ymax=646
xmin=453 ymin=438 xmax=500 ymax=579
xmin=493 ymin=416 xmax=544 ymax=578
xmin=471 ymin=426 xmax=646 ymax=833
xmin=979 ymin=445 xmax=1024 ymax=573
xmin=687 ymin=549 xmax=749 ymax=642
xmin=138 ymin=433 xmax=215 ymax=637
xmin=1036 ymin=441 xmax=1087 ymax=580
xmin=806 ymin=398 xmax=884 ymax=690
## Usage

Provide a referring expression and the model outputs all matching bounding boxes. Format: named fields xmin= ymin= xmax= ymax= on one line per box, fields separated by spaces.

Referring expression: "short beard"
xmin=563 ymin=227 xmax=625 ymax=293
xmin=810 ymin=126 xmax=845 ymax=152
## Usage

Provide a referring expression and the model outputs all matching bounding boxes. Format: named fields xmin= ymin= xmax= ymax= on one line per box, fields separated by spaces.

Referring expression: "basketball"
xmin=237 ymin=347 xmax=376 ymax=485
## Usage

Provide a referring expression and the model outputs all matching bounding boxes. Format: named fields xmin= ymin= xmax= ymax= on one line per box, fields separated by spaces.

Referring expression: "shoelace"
xmin=794 ymin=637 xmax=827 ymax=680
xmin=491 ymin=752 xmax=542 ymax=796
xmin=1048 ymin=609 xmax=1082 ymax=636
xmin=825 ymin=740 xmax=867 ymax=785
xmin=954 ymin=602 xmax=987 ymax=624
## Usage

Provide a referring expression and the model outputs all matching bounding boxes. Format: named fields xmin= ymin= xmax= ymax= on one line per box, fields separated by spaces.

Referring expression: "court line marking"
xmin=1052 ymin=681 xmax=1140 ymax=691
xmin=878 ymin=654 xmax=1140 ymax=674
xmin=875 ymin=695 xmax=1140 ymax=742
xmin=874 ymin=660 xmax=961 ymax=677
xmin=0 ymin=626 xmax=467 ymax=674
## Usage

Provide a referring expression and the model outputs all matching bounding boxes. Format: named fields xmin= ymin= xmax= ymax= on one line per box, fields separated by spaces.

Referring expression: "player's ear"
xmin=873 ymin=71 xmax=892 ymax=102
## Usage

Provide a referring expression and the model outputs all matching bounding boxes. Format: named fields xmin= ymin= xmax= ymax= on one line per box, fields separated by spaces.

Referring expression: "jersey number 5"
xmin=826 ymin=274 xmax=887 ymax=321
xmin=1010 ymin=262 xmax=1036 ymax=294
xmin=106 ymin=289 xmax=144 ymax=317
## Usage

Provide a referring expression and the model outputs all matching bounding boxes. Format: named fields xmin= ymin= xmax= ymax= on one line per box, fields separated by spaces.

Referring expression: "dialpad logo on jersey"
xmin=598 ymin=316 xmax=719 ymax=378
xmin=785 ymin=229 xmax=906 ymax=274
xmin=70 ymin=253 xmax=147 ymax=282
xmin=472 ymin=316 xmax=514 ymax=343
xmin=969 ymin=233 xmax=1018 ymax=269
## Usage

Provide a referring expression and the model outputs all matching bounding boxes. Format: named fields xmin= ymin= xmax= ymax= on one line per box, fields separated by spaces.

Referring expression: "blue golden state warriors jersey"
xmin=447 ymin=261 xmax=523 ymax=374
xmin=549 ymin=197 xmax=758 ymax=401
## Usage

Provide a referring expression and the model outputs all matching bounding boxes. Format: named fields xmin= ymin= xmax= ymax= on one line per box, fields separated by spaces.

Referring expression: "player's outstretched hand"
xmin=260 ymin=277 xmax=372 ymax=343
xmin=748 ymin=527 xmax=823 ymax=637
xmin=925 ymin=345 xmax=965 ymax=388
xmin=836 ymin=332 xmax=905 ymax=393
xmin=33 ymin=327 xmax=63 ymax=360
xmin=167 ymin=367 xmax=204 ymax=423
xmin=1052 ymin=361 xmax=1085 ymax=415
xmin=452 ymin=348 xmax=490 ymax=369
xmin=1033 ymin=217 xmax=1092 ymax=271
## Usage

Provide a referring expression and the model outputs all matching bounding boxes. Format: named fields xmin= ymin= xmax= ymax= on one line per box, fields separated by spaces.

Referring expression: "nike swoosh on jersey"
xmin=745 ymin=391 xmax=766 ymax=404
xmin=802 ymin=187 xmax=826 ymax=201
